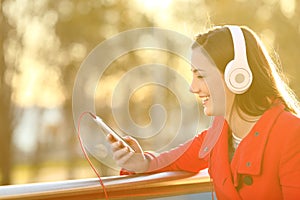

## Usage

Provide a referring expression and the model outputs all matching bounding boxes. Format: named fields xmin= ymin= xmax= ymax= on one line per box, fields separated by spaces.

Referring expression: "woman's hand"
xmin=106 ymin=134 xmax=149 ymax=173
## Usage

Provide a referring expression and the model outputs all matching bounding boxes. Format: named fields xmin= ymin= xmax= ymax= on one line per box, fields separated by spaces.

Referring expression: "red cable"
xmin=77 ymin=111 xmax=109 ymax=199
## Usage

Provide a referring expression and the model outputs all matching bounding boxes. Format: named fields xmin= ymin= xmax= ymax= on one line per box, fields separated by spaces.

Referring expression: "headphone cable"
xmin=77 ymin=111 xmax=109 ymax=199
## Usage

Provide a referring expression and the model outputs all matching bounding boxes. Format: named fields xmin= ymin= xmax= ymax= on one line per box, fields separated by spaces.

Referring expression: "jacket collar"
xmin=230 ymin=103 xmax=285 ymax=185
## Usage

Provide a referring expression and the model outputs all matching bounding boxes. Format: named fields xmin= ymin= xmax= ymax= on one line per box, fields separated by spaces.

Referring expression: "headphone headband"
xmin=227 ymin=26 xmax=247 ymax=63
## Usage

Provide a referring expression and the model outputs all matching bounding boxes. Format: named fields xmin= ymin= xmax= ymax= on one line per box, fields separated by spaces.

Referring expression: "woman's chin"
xmin=203 ymin=108 xmax=213 ymax=116
xmin=203 ymin=105 xmax=226 ymax=117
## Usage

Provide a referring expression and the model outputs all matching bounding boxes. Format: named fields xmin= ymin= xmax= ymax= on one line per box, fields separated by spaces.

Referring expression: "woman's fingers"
xmin=112 ymin=146 xmax=133 ymax=165
xmin=123 ymin=136 xmax=143 ymax=153
xmin=116 ymin=150 xmax=134 ymax=166
xmin=107 ymin=134 xmax=137 ymax=152
xmin=106 ymin=133 xmax=148 ymax=172
xmin=106 ymin=134 xmax=117 ymax=143
xmin=111 ymin=140 xmax=123 ymax=151
xmin=109 ymin=139 xmax=132 ymax=160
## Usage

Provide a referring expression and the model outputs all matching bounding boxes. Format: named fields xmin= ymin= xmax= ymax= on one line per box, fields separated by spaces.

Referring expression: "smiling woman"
xmin=106 ymin=25 xmax=300 ymax=199
xmin=1 ymin=0 xmax=300 ymax=196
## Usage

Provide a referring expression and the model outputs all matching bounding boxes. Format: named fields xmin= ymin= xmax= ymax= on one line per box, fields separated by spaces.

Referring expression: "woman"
xmin=107 ymin=25 xmax=300 ymax=199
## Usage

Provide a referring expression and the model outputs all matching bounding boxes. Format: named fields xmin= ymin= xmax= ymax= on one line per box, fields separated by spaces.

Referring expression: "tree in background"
xmin=0 ymin=0 xmax=14 ymax=185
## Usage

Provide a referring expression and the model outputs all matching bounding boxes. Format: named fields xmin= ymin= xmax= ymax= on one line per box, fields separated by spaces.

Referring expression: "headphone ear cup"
xmin=224 ymin=26 xmax=253 ymax=94
xmin=224 ymin=60 xmax=253 ymax=94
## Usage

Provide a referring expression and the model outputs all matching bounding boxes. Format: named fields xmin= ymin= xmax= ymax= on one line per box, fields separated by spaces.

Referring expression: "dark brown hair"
xmin=192 ymin=25 xmax=300 ymax=117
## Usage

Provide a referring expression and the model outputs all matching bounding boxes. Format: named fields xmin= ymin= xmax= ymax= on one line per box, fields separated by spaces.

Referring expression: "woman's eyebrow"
xmin=191 ymin=68 xmax=204 ymax=73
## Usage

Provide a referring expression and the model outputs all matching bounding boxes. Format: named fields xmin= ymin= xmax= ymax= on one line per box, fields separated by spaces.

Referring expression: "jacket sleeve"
xmin=279 ymin=119 xmax=300 ymax=199
xmin=144 ymin=131 xmax=209 ymax=173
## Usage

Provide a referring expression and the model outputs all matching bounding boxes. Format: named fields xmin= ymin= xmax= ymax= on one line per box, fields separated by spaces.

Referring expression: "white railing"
xmin=0 ymin=170 xmax=211 ymax=200
xmin=0 ymin=171 xmax=211 ymax=200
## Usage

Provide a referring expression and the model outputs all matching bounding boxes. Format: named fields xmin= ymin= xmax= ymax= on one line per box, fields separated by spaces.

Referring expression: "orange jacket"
xmin=145 ymin=103 xmax=300 ymax=199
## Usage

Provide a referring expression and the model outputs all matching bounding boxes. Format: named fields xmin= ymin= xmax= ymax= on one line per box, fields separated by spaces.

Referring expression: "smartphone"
xmin=89 ymin=113 xmax=135 ymax=152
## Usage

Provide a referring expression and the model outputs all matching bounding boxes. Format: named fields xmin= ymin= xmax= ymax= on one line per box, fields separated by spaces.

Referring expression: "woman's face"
xmin=190 ymin=47 xmax=234 ymax=117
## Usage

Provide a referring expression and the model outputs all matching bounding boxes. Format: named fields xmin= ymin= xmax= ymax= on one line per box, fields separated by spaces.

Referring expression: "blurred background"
xmin=1 ymin=0 xmax=300 ymax=185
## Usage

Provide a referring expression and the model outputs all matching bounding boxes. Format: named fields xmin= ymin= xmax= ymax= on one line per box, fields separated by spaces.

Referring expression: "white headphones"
xmin=224 ymin=26 xmax=253 ymax=94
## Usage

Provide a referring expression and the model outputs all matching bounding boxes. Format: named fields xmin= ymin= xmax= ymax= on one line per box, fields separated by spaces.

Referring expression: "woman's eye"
xmin=197 ymin=75 xmax=204 ymax=79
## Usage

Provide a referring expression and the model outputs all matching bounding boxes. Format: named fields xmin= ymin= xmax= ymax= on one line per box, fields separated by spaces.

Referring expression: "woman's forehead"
xmin=191 ymin=47 xmax=217 ymax=71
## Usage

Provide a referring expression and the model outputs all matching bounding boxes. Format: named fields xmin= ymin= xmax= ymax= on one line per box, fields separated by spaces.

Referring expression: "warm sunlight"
xmin=1 ymin=0 xmax=300 ymax=193
xmin=280 ymin=0 xmax=295 ymax=18
xmin=136 ymin=0 xmax=172 ymax=11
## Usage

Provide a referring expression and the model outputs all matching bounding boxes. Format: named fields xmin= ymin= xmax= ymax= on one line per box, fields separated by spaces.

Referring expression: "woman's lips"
xmin=200 ymin=96 xmax=210 ymax=105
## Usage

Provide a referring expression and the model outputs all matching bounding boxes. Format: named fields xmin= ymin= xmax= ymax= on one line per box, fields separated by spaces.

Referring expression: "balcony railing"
xmin=0 ymin=169 xmax=211 ymax=200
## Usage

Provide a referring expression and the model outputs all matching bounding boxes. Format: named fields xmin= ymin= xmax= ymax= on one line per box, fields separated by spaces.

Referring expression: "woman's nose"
xmin=189 ymin=81 xmax=199 ymax=93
